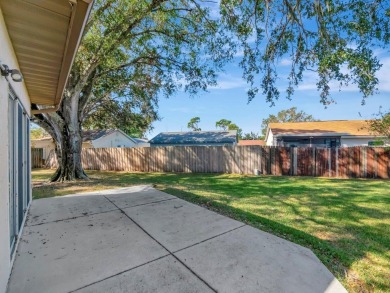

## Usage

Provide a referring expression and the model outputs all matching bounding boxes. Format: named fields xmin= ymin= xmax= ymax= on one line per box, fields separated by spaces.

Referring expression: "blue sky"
xmin=147 ymin=52 xmax=390 ymax=139
xmin=145 ymin=1 xmax=390 ymax=139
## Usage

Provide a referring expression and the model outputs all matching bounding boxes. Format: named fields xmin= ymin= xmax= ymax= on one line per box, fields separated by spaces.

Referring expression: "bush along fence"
xmin=40 ymin=146 xmax=390 ymax=179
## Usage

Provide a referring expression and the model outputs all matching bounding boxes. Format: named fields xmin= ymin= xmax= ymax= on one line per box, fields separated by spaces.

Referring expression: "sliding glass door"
xmin=8 ymin=87 xmax=31 ymax=256
xmin=8 ymin=92 xmax=16 ymax=254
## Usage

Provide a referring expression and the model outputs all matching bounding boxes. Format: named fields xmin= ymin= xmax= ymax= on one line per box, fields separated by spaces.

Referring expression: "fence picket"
xmin=39 ymin=146 xmax=389 ymax=179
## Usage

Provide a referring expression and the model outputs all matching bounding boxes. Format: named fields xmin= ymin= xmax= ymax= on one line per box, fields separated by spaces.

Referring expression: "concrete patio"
xmin=7 ymin=186 xmax=346 ymax=293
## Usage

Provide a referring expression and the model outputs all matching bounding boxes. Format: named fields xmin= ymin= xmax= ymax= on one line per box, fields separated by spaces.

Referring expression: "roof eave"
xmin=265 ymin=127 xmax=271 ymax=142
xmin=31 ymin=0 xmax=93 ymax=114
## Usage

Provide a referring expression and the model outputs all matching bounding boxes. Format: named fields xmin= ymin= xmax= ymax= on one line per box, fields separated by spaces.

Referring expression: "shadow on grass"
xmin=160 ymin=186 xmax=387 ymax=293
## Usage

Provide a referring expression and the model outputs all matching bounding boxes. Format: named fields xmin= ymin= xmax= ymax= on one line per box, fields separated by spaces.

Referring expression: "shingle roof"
xmin=132 ymin=138 xmax=149 ymax=144
xmin=238 ymin=140 xmax=265 ymax=146
xmin=268 ymin=120 xmax=372 ymax=136
xmin=82 ymin=129 xmax=117 ymax=142
xmin=32 ymin=129 xmax=142 ymax=144
xmin=149 ymin=131 xmax=238 ymax=144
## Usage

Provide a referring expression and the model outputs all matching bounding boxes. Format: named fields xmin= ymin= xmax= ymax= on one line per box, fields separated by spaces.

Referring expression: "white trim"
xmin=6 ymin=201 xmax=31 ymax=292
xmin=264 ymin=127 xmax=271 ymax=142
xmin=114 ymin=129 xmax=139 ymax=144
xmin=340 ymin=135 xmax=382 ymax=139
xmin=91 ymin=129 xmax=139 ymax=144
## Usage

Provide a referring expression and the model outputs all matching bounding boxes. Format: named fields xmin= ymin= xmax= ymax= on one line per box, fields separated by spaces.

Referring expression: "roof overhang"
xmin=264 ymin=127 xmax=271 ymax=142
xmin=274 ymin=133 xmax=345 ymax=137
xmin=0 ymin=0 xmax=93 ymax=114
xmin=274 ymin=133 xmax=380 ymax=138
xmin=340 ymin=135 xmax=380 ymax=139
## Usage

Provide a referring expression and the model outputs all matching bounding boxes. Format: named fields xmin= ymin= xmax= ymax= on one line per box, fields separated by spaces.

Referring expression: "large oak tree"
xmin=221 ymin=0 xmax=389 ymax=105
xmin=34 ymin=0 xmax=390 ymax=182
xmin=33 ymin=0 xmax=233 ymax=181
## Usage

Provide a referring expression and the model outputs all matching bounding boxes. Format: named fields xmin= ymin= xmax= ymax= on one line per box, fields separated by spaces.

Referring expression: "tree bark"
xmin=33 ymin=89 xmax=90 ymax=182
xmin=50 ymin=123 xmax=88 ymax=182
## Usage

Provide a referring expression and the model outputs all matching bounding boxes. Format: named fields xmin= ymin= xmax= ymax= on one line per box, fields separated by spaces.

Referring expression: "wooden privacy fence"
xmin=45 ymin=146 xmax=390 ymax=179
xmin=31 ymin=148 xmax=44 ymax=168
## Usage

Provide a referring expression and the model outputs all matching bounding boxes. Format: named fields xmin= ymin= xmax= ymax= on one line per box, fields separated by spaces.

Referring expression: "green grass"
xmin=32 ymin=169 xmax=390 ymax=293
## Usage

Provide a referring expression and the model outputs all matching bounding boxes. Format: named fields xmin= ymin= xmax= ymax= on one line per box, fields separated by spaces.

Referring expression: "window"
xmin=330 ymin=139 xmax=338 ymax=148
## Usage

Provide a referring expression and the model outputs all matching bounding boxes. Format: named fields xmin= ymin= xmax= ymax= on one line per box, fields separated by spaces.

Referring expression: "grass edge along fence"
xmin=40 ymin=146 xmax=389 ymax=179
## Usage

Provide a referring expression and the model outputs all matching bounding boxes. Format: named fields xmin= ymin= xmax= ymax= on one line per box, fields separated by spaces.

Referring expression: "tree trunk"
xmin=33 ymin=91 xmax=90 ymax=182
xmin=50 ymin=124 xmax=88 ymax=182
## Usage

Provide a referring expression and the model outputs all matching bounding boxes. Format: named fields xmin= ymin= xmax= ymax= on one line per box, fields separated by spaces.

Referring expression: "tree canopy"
xmin=33 ymin=0 xmax=234 ymax=181
xmin=30 ymin=126 xmax=48 ymax=140
xmin=215 ymin=119 xmax=243 ymax=137
xmin=220 ymin=0 xmax=390 ymax=105
xmin=241 ymin=132 xmax=263 ymax=140
xmin=70 ymin=0 xmax=234 ymax=135
xmin=187 ymin=117 xmax=202 ymax=131
xmin=32 ymin=0 xmax=390 ymax=182
xmin=367 ymin=108 xmax=390 ymax=145
xmin=261 ymin=107 xmax=316 ymax=135
xmin=215 ymin=119 xmax=232 ymax=130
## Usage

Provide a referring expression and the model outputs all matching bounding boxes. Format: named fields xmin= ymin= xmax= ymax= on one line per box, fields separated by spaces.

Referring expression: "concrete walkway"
xmin=7 ymin=186 xmax=346 ymax=293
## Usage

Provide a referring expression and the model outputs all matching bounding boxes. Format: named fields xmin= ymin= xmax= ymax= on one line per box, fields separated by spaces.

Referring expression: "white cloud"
xmin=234 ymin=50 xmax=245 ymax=57
xmin=376 ymin=57 xmax=390 ymax=92
xmin=294 ymin=55 xmax=390 ymax=93
xmin=210 ymin=73 xmax=248 ymax=90
xmin=279 ymin=58 xmax=292 ymax=66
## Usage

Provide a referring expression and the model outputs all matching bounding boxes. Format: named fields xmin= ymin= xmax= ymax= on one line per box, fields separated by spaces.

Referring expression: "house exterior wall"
xmin=150 ymin=143 xmax=235 ymax=147
xmin=91 ymin=131 xmax=137 ymax=148
xmin=135 ymin=141 xmax=150 ymax=147
xmin=266 ymin=131 xmax=376 ymax=147
xmin=266 ymin=129 xmax=274 ymax=146
xmin=340 ymin=137 xmax=374 ymax=147
xmin=0 ymin=8 xmax=32 ymax=293
xmin=31 ymin=139 xmax=55 ymax=160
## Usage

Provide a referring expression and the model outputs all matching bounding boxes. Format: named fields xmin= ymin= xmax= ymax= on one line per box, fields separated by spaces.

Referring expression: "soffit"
xmin=0 ymin=0 xmax=92 ymax=108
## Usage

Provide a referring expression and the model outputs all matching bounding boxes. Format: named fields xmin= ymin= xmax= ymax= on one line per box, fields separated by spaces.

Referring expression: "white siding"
xmin=266 ymin=129 xmax=274 ymax=146
xmin=135 ymin=141 xmax=150 ymax=147
xmin=0 ymin=7 xmax=32 ymax=293
xmin=31 ymin=139 xmax=55 ymax=160
xmin=91 ymin=131 xmax=137 ymax=148
xmin=340 ymin=137 xmax=373 ymax=147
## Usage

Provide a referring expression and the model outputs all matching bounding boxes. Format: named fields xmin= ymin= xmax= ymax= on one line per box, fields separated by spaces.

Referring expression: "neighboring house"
xmin=238 ymin=140 xmax=265 ymax=146
xmin=132 ymin=137 xmax=150 ymax=147
xmin=82 ymin=129 xmax=150 ymax=148
xmin=0 ymin=1 xmax=92 ymax=293
xmin=149 ymin=130 xmax=238 ymax=147
xmin=265 ymin=120 xmax=381 ymax=147
xmin=32 ymin=129 xmax=150 ymax=160
xmin=31 ymin=137 xmax=55 ymax=161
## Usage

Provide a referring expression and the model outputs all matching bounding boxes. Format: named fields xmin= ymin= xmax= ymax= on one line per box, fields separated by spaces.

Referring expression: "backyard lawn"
xmin=32 ymin=169 xmax=389 ymax=293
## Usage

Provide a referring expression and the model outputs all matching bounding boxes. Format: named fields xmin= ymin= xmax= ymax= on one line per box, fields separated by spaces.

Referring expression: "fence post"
xmin=335 ymin=148 xmax=339 ymax=178
xmin=362 ymin=147 xmax=367 ymax=178
xmin=374 ymin=149 xmax=378 ymax=178
xmin=293 ymin=147 xmax=298 ymax=176
xmin=312 ymin=147 xmax=316 ymax=176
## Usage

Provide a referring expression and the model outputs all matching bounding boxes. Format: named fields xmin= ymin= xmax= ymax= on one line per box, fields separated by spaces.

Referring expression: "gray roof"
xmin=132 ymin=137 xmax=149 ymax=143
xmin=149 ymin=131 xmax=238 ymax=145
xmin=82 ymin=129 xmax=116 ymax=142
xmin=36 ymin=129 xmax=143 ymax=143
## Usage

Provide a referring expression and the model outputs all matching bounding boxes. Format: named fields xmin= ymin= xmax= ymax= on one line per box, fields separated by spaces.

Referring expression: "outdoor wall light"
xmin=0 ymin=64 xmax=23 ymax=82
